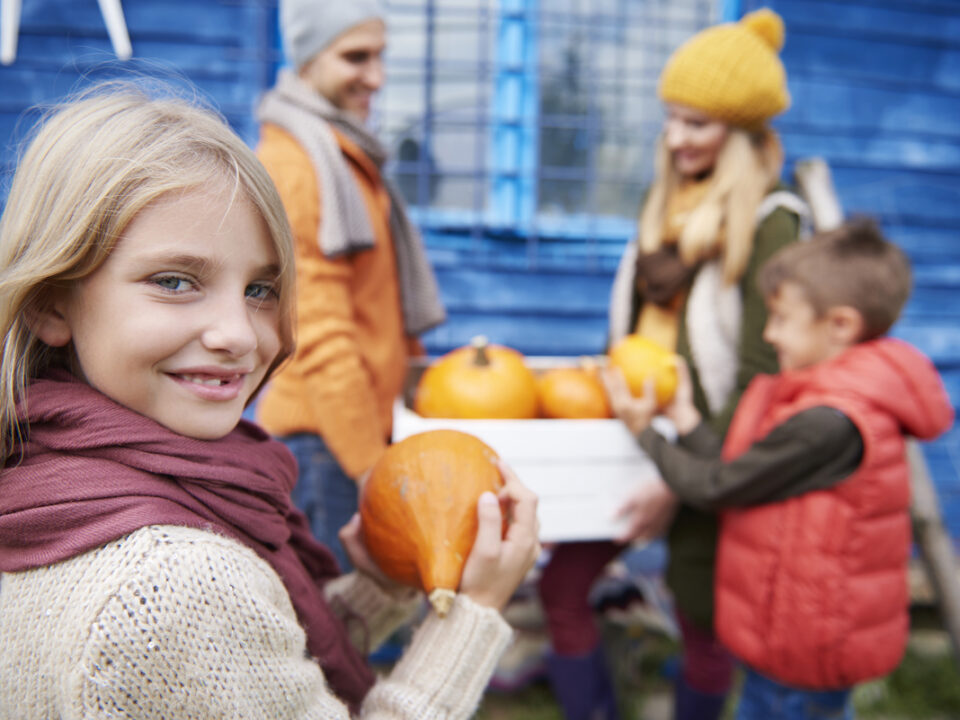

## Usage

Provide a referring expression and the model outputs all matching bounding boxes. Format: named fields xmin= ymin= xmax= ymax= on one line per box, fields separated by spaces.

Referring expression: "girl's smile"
xmin=39 ymin=180 xmax=283 ymax=440
xmin=166 ymin=367 xmax=253 ymax=401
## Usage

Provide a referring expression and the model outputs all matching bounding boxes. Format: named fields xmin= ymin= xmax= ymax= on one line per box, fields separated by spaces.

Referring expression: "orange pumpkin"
xmin=360 ymin=429 xmax=503 ymax=616
xmin=607 ymin=334 xmax=679 ymax=408
xmin=537 ymin=362 xmax=612 ymax=419
xmin=414 ymin=336 xmax=538 ymax=419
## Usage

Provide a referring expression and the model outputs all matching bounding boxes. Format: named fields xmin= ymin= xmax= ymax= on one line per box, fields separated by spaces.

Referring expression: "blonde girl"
xmin=0 ymin=82 xmax=539 ymax=719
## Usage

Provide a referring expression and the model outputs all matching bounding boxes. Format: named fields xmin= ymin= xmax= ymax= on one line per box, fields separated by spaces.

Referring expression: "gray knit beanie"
xmin=280 ymin=0 xmax=387 ymax=70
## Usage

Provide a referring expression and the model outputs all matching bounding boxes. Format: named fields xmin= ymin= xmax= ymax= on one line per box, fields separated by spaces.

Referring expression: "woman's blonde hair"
xmin=0 ymin=81 xmax=296 ymax=461
xmin=639 ymin=127 xmax=784 ymax=285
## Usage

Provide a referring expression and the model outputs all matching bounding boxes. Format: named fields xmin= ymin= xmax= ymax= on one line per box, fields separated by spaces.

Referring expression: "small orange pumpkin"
xmin=360 ymin=429 xmax=503 ymax=616
xmin=537 ymin=362 xmax=612 ymax=419
xmin=607 ymin=334 xmax=679 ymax=408
xmin=414 ymin=336 xmax=538 ymax=419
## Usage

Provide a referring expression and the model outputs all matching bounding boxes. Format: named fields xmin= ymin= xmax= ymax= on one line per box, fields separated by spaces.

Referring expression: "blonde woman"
xmin=537 ymin=10 xmax=808 ymax=720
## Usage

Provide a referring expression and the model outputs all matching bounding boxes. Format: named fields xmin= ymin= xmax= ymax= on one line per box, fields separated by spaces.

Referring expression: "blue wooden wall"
xmin=0 ymin=0 xmax=276 ymax=181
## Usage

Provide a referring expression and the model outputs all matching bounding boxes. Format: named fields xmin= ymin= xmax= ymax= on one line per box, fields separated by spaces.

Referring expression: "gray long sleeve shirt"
xmin=638 ymin=406 xmax=864 ymax=512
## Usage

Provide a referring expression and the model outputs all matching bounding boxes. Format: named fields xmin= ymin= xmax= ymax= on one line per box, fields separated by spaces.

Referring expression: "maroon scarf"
xmin=0 ymin=371 xmax=375 ymax=712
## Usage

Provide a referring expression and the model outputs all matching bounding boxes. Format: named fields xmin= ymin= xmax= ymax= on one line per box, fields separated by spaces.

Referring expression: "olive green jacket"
xmin=626 ymin=189 xmax=803 ymax=630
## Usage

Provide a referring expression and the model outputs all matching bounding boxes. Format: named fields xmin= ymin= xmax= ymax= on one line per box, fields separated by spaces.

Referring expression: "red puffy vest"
xmin=715 ymin=339 xmax=953 ymax=689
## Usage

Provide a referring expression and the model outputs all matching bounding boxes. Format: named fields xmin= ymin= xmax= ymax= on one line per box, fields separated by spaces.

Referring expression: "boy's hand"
xmin=601 ymin=365 xmax=658 ymax=437
xmin=662 ymin=358 xmax=701 ymax=435
xmin=615 ymin=475 xmax=679 ymax=543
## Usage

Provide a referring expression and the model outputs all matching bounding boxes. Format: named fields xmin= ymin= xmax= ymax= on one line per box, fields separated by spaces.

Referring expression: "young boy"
xmin=604 ymin=219 xmax=954 ymax=719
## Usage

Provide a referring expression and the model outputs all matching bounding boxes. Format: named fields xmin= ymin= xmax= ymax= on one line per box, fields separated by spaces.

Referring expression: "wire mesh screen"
xmin=377 ymin=0 xmax=717 ymax=247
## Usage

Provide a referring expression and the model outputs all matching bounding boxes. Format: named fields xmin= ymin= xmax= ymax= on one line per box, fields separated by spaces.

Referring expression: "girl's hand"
xmin=601 ymin=365 xmax=658 ymax=437
xmin=338 ymin=513 xmax=409 ymax=595
xmin=460 ymin=460 xmax=541 ymax=612
xmin=663 ymin=358 xmax=701 ymax=435
xmin=614 ymin=475 xmax=679 ymax=543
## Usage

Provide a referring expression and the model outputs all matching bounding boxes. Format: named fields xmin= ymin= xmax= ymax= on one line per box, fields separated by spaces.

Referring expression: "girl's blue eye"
xmin=153 ymin=275 xmax=192 ymax=292
xmin=246 ymin=283 xmax=277 ymax=301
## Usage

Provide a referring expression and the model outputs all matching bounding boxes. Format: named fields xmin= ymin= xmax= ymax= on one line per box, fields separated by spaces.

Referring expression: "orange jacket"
xmin=715 ymin=338 xmax=953 ymax=689
xmin=256 ymin=123 xmax=414 ymax=478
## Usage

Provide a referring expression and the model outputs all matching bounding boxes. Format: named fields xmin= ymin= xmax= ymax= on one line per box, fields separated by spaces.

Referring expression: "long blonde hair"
xmin=639 ymin=127 xmax=784 ymax=284
xmin=0 ymin=81 xmax=296 ymax=462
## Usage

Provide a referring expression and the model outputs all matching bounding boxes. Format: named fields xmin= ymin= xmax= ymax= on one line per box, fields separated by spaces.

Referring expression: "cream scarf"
xmin=257 ymin=70 xmax=446 ymax=335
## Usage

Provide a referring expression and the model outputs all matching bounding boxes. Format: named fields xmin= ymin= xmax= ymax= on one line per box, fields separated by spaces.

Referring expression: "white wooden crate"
xmin=393 ymin=357 xmax=673 ymax=543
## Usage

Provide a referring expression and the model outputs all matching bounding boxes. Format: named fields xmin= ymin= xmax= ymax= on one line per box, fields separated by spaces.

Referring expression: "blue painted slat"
xmin=7 ymin=35 xmax=268 ymax=74
xmin=901 ymin=296 xmax=960 ymax=321
xmin=772 ymin=0 xmax=960 ymax=46
xmin=826 ymin=166 xmax=960 ymax=225
xmin=435 ymin=267 xmax=613 ymax=315
xmin=0 ymin=69 xmax=262 ymax=117
xmin=892 ymin=326 xmax=960 ymax=369
xmin=783 ymin=133 xmax=960 ymax=174
xmin=17 ymin=1 xmax=262 ymax=44
xmin=785 ymin=30 xmax=960 ymax=94
xmin=885 ymin=225 xmax=960 ymax=264
xmin=784 ymin=78 xmax=960 ymax=139
xmin=422 ymin=312 xmax=607 ymax=357
xmin=425 ymin=233 xmax=627 ymax=272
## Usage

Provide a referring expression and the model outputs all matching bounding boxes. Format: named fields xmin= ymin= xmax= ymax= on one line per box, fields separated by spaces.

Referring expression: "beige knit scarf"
xmin=257 ymin=70 xmax=446 ymax=335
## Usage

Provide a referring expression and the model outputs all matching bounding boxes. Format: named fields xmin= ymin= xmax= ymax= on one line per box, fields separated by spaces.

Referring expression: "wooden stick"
xmin=97 ymin=0 xmax=132 ymax=60
xmin=909 ymin=439 xmax=960 ymax=666
xmin=1 ymin=0 xmax=21 ymax=65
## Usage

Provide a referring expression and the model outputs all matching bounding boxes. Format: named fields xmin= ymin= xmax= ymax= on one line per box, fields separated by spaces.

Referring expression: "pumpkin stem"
xmin=428 ymin=588 xmax=456 ymax=617
xmin=470 ymin=335 xmax=490 ymax=367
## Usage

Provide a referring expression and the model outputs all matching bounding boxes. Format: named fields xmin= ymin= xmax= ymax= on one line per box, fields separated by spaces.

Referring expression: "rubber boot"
xmin=673 ymin=674 xmax=727 ymax=720
xmin=545 ymin=645 xmax=621 ymax=720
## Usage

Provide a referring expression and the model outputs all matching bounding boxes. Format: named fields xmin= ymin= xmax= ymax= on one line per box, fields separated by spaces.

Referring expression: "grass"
xmin=373 ymin=590 xmax=960 ymax=719
xmin=854 ymin=644 xmax=960 ymax=719
xmin=471 ymin=620 xmax=960 ymax=719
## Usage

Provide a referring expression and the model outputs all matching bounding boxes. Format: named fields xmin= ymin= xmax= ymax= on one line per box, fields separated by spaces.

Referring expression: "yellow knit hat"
xmin=658 ymin=8 xmax=790 ymax=129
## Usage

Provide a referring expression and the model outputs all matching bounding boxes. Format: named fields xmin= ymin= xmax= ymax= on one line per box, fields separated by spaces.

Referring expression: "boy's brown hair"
xmin=757 ymin=217 xmax=912 ymax=341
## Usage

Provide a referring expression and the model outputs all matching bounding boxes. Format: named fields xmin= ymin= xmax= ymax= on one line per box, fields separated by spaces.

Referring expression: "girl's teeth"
xmin=184 ymin=376 xmax=226 ymax=386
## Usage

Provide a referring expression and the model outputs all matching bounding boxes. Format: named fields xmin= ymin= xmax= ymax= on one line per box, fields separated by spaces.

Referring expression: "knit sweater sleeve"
xmin=707 ymin=205 xmax=800 ymax=435
xmin=61 ymin=526 xmax=511 ymax=720
xmin=257 ymin=124 xmax=387 ymax=478
xmin=323 ymin=571 xmax=424 ymax=653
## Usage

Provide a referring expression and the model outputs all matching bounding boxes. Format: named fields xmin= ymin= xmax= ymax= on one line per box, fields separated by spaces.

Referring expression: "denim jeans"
xmin=735 ymin=666 xmax=853 ymax=720
xmin=281 ymin=433 xmax=357 ymax=572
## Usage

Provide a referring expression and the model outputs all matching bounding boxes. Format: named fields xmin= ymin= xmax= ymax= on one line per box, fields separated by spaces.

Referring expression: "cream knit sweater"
xmin=0 ymin=525 xmax=512 ymax=719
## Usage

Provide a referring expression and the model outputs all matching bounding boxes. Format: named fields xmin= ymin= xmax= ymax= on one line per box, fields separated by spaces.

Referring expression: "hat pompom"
xmin=740 ymin=8 xmax=784 ymax=52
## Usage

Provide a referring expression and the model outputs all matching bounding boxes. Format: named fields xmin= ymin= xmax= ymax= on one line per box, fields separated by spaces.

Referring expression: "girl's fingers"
xmin=472 ymin=492 xmax=504 ymax=556
xmin=338 ymin=512 xmax=361 ymax=545
xmin=495 ymin=459 xmax=539 ymax=533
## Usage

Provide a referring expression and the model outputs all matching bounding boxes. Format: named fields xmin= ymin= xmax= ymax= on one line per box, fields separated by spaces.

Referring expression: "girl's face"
xmin=663 ymin=104 xmax=730 ymax=179
xmin=43 ymin=182 xmax=283 ymax=439
xmin=299 ymin=19 xmax=386 ymax=122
